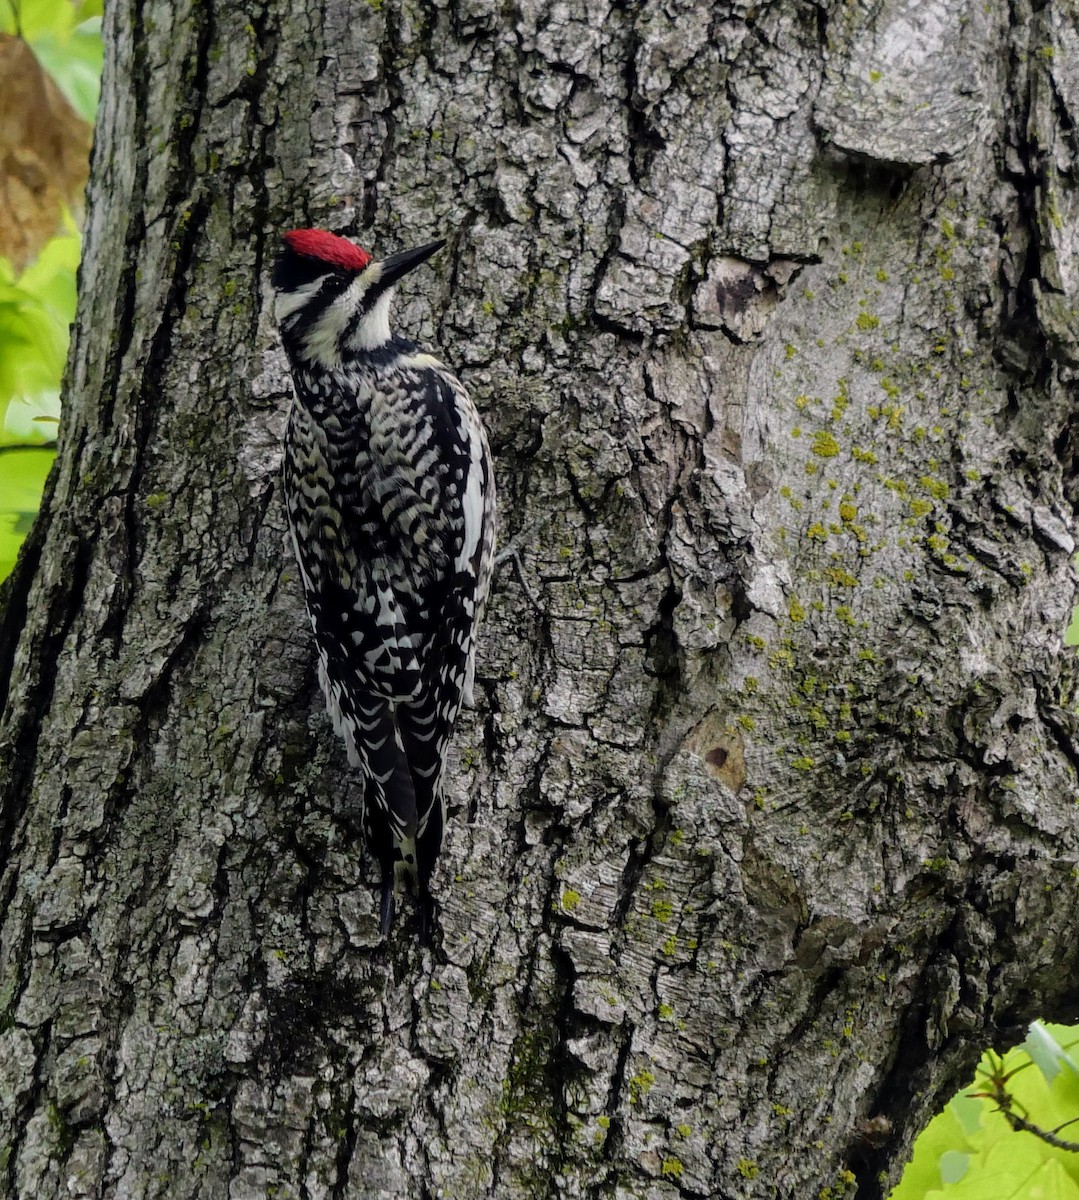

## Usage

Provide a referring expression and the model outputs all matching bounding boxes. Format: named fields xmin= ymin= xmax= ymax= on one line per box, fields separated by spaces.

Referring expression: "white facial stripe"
xmin=346 ymin=262 xmax=382 ymax=308
xmin=302 ymin=292 xmax=352 ymax=366
xmin=346 ymin=289 xmax=393 ymax=352
xmin=274 ymin=279 xmax=323 ymax=324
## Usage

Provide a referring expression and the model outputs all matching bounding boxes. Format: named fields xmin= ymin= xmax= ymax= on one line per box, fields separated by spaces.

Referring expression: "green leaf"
xmin=31 ymin=18 xmax=102 ymax=121
xmin=890 ymin=1100 xmax=982 ymax=1199
xmin=2 ymin=393 xmax=61 ymax=445
xmin=0 ymin=226 xmax=80 ymax=448
xmin=0 ymin=1 xmax=102 ymax=121
xmin=950 ymin=1089 xmax=988 ymax=1138
xmin=17 ymin=219 xmax=81 ymax=308
xmin=1024 ymin=1022 xmax=1079 ymax=1087
xmin=938 ymin=1151 xmax=970 ymax=1185
xmin=927 ymin=1143 xmax=1079 ymax=1200
xmin=0 ymin=447 xmax=55 ymax=582
xmin=2 ymin=0 xmax=77 ymax=40
xmin=1067 ymin=561 xmax=1079 ymax=645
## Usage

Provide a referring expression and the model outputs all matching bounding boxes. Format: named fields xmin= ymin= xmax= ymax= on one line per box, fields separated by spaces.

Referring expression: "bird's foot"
xmin=494 ymin=532 xmax=543 ymax=612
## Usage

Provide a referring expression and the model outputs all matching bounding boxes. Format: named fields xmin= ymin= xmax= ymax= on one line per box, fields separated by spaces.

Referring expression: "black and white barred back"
xmin=271 ymin=229 xmax=495 ymax=939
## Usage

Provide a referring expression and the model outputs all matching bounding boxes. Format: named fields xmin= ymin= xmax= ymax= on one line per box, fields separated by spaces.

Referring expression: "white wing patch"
xmin=455 ymin=403 xmax=484 ymax=575
xmin=442 ymin=376 xmax=494 ymax=709
xmin=395 ymin=352 xmax=444 ymax=371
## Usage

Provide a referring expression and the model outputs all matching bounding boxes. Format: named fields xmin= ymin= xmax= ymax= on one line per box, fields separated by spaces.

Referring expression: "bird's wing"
xmin=441 ymin=372 xmax=496 ymax=709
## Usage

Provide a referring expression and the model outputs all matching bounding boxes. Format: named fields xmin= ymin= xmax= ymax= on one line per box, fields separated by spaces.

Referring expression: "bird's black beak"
xmin=378 ymin=239 xmax=446 ymax=288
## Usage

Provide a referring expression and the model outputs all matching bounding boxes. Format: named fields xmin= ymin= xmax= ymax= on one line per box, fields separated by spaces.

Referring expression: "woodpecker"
xmin=271 ymin=228 xmax=495 ymax=939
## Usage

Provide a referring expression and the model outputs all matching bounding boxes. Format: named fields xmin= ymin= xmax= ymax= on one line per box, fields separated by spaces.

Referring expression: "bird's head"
xmin=271 ymin=229 xmax=445 ymax=366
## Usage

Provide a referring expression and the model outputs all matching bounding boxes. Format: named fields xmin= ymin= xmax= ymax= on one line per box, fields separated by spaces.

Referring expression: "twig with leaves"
xmin=971 ymin=1050 xmax=1079 ymax=1154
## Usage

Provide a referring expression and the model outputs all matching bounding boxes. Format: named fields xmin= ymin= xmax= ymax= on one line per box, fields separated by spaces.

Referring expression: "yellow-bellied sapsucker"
xmin=271 ymin=228 xmax=495 ymax=939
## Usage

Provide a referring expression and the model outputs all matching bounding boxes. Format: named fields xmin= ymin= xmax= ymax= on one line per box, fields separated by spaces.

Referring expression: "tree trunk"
xmin=2 ymin=0 xmax=1078 ymax=1197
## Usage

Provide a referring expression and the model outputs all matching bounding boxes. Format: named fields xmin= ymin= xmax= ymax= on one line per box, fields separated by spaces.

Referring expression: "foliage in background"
xmin=891 ymin=1022 xmax=1079 ymax=1199
xmin=0 ymin=449 xmax=56 ymax=580
xmin=0 ymin=0 xmax=101 ymax=583
xmin=5 ymin=0 xmax=103 ymax=122
xmin=0 ymin=219 xmax=80 ymax=446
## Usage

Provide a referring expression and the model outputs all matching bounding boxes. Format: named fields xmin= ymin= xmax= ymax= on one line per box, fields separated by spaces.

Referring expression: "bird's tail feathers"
xmin=347 ymin=694 xmax=421 ymax=935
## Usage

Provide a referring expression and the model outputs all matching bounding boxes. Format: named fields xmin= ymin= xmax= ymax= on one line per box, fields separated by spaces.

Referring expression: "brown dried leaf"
xmin=0 ymin=34 xmax=92 ymax=272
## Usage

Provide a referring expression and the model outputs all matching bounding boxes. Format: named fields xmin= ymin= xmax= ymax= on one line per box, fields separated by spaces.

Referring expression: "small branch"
xmin=973 ymin=1052 xmax=1079 ymax=1154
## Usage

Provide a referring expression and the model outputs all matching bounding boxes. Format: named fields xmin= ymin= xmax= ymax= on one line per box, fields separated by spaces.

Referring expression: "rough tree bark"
xmin=1 ymin=0 xmax=1078 ymax=1197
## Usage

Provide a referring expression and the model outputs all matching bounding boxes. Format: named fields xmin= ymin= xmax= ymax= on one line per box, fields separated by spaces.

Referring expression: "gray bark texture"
xmin=2 ymin=0 xmax=1079 ymax=1197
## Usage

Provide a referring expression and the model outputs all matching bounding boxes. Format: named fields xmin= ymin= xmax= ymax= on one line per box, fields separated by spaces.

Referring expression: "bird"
xmin=271 ymin=227 xmax=495 ymax=940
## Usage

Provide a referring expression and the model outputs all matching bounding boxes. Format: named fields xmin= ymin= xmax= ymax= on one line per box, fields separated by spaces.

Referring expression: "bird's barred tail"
xmin=398 ymin=630 xmax=477 ymax=938
xmin=395 ymin=699 xmax=457 ymax=941
xmin=331 ymin=673 xmax=455 ymax=940
xmin=341 ymin=692 xmax=420 ymax=935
